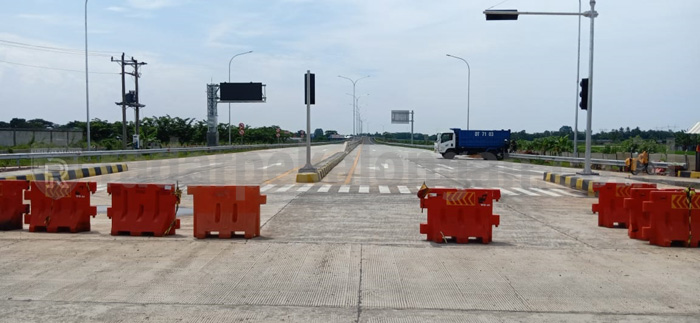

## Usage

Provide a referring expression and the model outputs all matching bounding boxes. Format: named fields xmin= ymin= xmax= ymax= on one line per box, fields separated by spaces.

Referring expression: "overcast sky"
xmin=0 ymin=0 xmax=698 ymax=135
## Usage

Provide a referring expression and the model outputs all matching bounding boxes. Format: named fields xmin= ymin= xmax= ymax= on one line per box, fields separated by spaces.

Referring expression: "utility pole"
xmin=410 ymin=110 xmax=414 ymax=145
xmin=133 ymin=58 xmax=143 ymax=140
xmin=111 ymin=53 xmax=127 ymax=149
xmin=112 ymin=55 xmax=146 ymax=148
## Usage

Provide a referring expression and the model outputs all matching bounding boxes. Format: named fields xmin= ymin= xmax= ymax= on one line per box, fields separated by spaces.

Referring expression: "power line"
xmin=0 ymin=39 xmax=119 ymax=57
xmin=0 ymin=59 xmax=117 ymax=75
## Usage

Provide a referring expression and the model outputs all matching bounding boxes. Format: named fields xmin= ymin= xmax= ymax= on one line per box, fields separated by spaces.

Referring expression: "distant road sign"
xmin=391 ymin=110 xmax=410 ymax=124
xmin=219 ymin=82 xmax=265 ymax=102
xmin=276 ymin=133 xmax=280 ymax=138
xmin=239 ymin=130 xmax=244 ymax=136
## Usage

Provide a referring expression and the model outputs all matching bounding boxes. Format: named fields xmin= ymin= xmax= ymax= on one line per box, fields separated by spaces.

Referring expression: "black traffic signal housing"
xmin=579 ymin=78 xmax=589 ymax=110
xmin=485 ymin=10 xmax=519 ymax=21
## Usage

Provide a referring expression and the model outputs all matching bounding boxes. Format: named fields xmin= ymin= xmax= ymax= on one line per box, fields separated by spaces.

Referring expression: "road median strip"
xmin=543 ymin=172 xmax=597 ymax=196
xmin=0 ymin=163 xmax=129 ymax=181
xmin=296 ymin=140 xmax=362 ymax=183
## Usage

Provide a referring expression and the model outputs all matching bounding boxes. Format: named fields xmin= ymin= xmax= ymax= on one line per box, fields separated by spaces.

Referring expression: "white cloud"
xmin=16 ymin=13 xmax=78 ymax=27
xmin=106 ymin=6 xmax=126 ymax=12
xmin=126 ymin=0 xmax=190 ymax=10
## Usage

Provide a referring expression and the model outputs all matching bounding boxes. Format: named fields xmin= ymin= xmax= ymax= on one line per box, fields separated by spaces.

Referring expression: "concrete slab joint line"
xmin=0 ymin=163 xmax=128 ymax=181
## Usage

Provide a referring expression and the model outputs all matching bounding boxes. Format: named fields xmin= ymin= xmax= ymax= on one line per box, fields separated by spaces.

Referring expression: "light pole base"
xmin=296 ymin=170 xmax=319 ymax=183
xmin=299 ymin=165 xmax=317 ymax=173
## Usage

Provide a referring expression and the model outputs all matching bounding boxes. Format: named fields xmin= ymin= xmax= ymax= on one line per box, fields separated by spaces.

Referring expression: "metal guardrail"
xmin=372 ymin=139 xmax=433 ymax=150
xmin=508 ymin=153 xmax=686 ymax=169
xmin=0 ymin=141 xmax=341 ymax=161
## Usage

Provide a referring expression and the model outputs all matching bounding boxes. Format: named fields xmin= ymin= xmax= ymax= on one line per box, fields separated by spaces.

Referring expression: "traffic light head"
xmin=579 ymin=78 xmax=589 ymax=110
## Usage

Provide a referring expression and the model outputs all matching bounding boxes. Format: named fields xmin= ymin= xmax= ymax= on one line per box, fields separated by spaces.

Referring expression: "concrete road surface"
xmin=1 ymin=141 xmax=699 ymax=322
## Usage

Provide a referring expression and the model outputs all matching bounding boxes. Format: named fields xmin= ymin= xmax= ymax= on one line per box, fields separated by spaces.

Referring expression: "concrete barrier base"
xmin=296 ymin=172 xmax=320 ymax=183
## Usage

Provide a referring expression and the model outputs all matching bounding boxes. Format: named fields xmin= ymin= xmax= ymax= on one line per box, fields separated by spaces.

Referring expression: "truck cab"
xmin=435 ymin=132 xmax=457 ymax=158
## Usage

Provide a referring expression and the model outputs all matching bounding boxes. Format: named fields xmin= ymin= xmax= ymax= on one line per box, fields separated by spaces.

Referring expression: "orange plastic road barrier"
xmin=592 ymin=182 xmax=656 ymax=228
xmin=107 ymin=183 xmax=181 ymax=237
xmin=0 ymin=180 xmax=30 ymax=230
xmin=419 ymin=188 xmax=500 ymax=244
xmin=25 ymin=181 xmax=97 ymax=233
xmin=624 ymin=188 xmax=682 ymax=240
xmin=642 ymin=190 xmax=700 ymax=247
xmin=188 ymin=185 xmax=266 ymax=239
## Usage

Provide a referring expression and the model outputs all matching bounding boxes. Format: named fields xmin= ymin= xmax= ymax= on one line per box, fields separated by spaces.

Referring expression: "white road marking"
xmin=297 ymin=184 xmax=314 ymax=192
xmin=317 ymin=184 xmax=332 ymax=193
xmin=276 ymin=184 xmax=294 ymax=192
xmin=398 ymin=186 xmax=411 ymax=194
xmin=436 ymin=164 xmax=454 ymax=170
xmin=496 ymin=165 xmax=544 ymax=174
xmin=359 ymin=185 xmax=370 ymax=193
xmin=261 ymin=184 xmax=275 ymax=192
xmin=530 ymin=188 xmax=561 ymax=197
xmin=551 ymin=188 xmax=581 ymax=197
xmin=496 ymin=187 xmax=518 ymax=196
xmin=96 ymin=184 xmax=107 ymax=192
xmin=379 ymin=185 xmax=390 ymax=194
xmin=382 ymin=163 xmax=389 ymax=169
xmin=512 ymin=187 xmax=540 ymax=196
xmin=259 ymin=162 xmax=282 ymax=170
xmin=339 ymin=185 xmax=350 ymax=193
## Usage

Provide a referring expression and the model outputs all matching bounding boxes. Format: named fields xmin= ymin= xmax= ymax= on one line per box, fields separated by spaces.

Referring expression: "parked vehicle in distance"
xmin=435 ymin=128 xmax=511 ymax=160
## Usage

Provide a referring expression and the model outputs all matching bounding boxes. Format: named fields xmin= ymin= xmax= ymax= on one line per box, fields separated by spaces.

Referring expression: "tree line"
xmin=3 ymin=118 xmax=698 ymax=153
xmin=1 ymin=117 xmax=297 ymax=149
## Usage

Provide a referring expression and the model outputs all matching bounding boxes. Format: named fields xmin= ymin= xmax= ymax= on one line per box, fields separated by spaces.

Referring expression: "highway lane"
xmin=85 ymin=143 xmax=345 ymax=208
xmin=3 ymin=140 xmax=700 ymax=321
xmin=317 ymin=139 xmax=585 ymax=198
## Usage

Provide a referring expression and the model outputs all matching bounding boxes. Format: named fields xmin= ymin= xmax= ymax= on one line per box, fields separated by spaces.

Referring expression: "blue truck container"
xmin=435 ymin=128 xmax=511 ymax=159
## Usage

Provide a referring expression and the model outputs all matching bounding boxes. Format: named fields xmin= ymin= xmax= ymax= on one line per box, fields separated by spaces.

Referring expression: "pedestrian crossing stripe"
xmin=94 ymin=183 xmax=583 ymax=197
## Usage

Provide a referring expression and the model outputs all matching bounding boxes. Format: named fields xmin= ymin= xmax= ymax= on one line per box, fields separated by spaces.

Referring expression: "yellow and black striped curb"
xmin=0 ymin=163 xmax=128 ymax=181
xmin=677 ymin=171 xmax=700 ymax=179
xmin=543 ymin=172 xmax=597 ymax=195
xmin=297 ymin=141 xmax=361 ymax=183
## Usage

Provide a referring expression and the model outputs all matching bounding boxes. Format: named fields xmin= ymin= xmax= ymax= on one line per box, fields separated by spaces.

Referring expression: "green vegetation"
xmin=511 ymin=125 xmax=698 ymax=155
xmin=1 ymin=117 xmax=299 ymax=151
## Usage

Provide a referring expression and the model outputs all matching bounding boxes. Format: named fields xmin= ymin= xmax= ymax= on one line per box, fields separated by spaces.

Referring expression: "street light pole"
xmin=84 ymin=0 xmax=90 ymax=151
xmin=354 ymin=94 xmax=369 ymax=134
xmin=573 ymin=0 xmax=582 ymax=158
xmin=446 ymin=54 xmax=471 ymax=130
xmin=228 ymin=50 xmax=253 ymax=145
xmin=338 ymin=75 xmax=370 ymax=136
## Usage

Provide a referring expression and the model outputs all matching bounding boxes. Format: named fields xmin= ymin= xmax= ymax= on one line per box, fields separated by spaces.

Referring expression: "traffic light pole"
xmin=300 ymin=70 xmax=316 ymax=172
xmin=581 ymin=0 xmax=597 ymax=175
xmin=484 ymin=0 xmax=599 ymax=175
